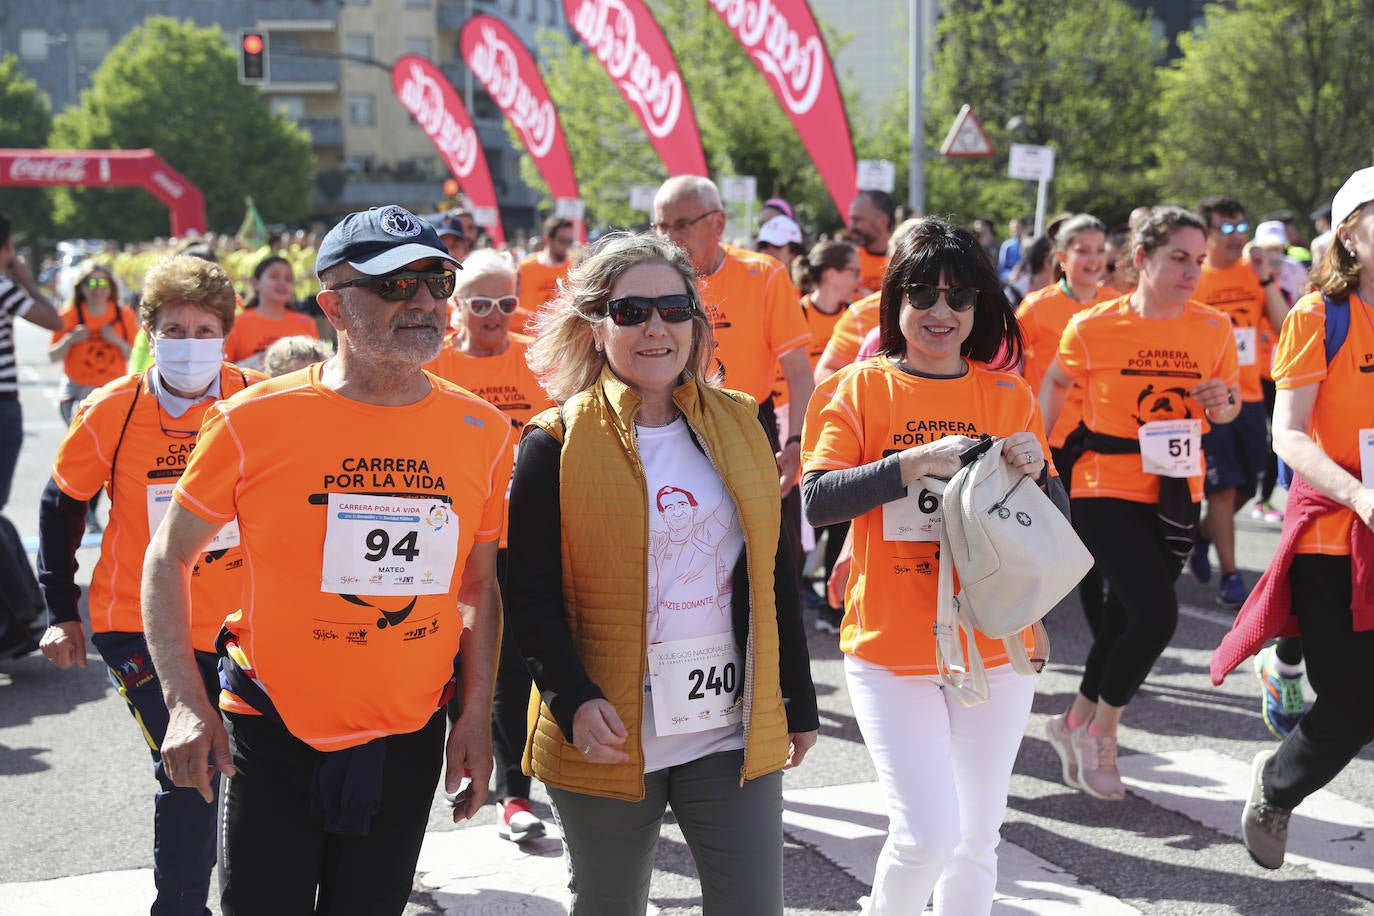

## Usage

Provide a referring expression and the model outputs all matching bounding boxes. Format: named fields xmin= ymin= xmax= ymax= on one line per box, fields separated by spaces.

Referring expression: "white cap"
xmin=1332 ymin=167 xmax=1374 ymax=229
xmin=756 ymin=215 xmax=803 ymax=248
xmin=1253 ymin=220 xmax=1288 ymax=249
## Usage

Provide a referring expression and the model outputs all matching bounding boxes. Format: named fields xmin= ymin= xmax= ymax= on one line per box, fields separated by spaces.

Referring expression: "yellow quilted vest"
xmin=521 ymin=367 xmax=790 ymax=800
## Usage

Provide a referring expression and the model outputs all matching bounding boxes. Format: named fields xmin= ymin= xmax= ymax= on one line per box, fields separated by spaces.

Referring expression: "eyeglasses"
xmin=1213 ymin=221 xmax=1249 ymax=236
xmin=906 ymin=283 xmax=979 ymax=311
xmin=653 ymin=210 xmax=720 ymax=235
xmin=328 ymin=270 xmax=457 ymax=301
xmin=84 ymin=277 xmax=111 ymax=289
xmin=600 ymin=294 xmax=697 ymax=326
xmin=463 ymin=295 xmax=519 ymax=317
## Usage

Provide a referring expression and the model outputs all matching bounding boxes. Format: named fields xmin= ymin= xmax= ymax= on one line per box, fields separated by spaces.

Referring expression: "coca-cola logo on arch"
xmin=467 ymin=24 xmax=558 ymax=159
xmin=9 ymin=157 xmax=90 ymax=183
xmin=569 ymin=0 xmax=683 ymax=139
xmin=710 ymin=0 xmax=824 ymax=115
xmin=396 ymin=62 xmax=479 ymax=178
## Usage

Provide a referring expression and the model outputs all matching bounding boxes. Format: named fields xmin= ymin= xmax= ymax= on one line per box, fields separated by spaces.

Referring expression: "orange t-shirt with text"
xmin=768 ymin=293 xmax=850 ymax=408
xmin=1273 ymin=291 xmax=1374 ymax=555
xmin=1192 ymin=259 xmax=1267 ymax=402
xmin=425 ymin=336 xmax=553 ymax=546
xmin=696 ymin=245 xmax=809 ymax=404
xmin=51 ymin=303 xmax=139 ymax=388
xmin=173 ymin=365 xmax=514 ymax=751
xmin=223 ymin=308 xmax=318 ymax=363
xmin=1055 ymin=297 xmax=1238 ymax=503
xmin=802 ymin=357 xmax=1054 ymax=675
xmin=51 ymin=366 xmax=261 ymax=650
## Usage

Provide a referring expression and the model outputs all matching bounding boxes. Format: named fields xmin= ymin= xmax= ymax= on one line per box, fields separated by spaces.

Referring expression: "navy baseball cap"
xmin=432 ymin=214 xmax=467 ymax=240
xmin=315 ymin=205 xmax=459 ymax=277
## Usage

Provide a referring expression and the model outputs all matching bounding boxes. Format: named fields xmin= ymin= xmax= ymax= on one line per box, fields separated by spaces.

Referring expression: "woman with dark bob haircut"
xmin=802 ymin=217 xmax=1060 ymax=914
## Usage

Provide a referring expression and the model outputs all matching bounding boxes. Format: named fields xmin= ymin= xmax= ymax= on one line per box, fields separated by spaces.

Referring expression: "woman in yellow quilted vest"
xmin=508 ymin=231 xmax=819 ymax=916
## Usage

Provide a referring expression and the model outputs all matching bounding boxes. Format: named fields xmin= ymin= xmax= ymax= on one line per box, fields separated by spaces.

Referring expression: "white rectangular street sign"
xmin=720 ymin=175 xmax=758 ymax=203
xmin=630 ymin=185 xmax=658 ymax=212
xmin=856 ymin=159 xmax=896 ymax=192
xmin=1008 ymin=144 xmax=1056 ymax=182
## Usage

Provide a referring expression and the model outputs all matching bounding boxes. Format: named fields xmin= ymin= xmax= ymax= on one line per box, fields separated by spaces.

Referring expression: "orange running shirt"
xmin=1017 ymin=283 xmax=1122 ymax=447
xmin=1192 ymin=259 xmax=1267 ymax=402
xmin=767 ymin=293 xmax=849 ymax=408
xmin=1273 ymin=291 xmax=1374 ymax=556
xmin=856 ymin=248 xmax=890 ymax=297
xmin=425 ymin=336 xmax=553 ymax=546
xmin=696 ymin=245 xmax=809 ymax=404
xmin=517 ymin=253 xmax=570 ymax=323
xmin=51 ymin=303 xmax=138 ymax=388
xmin=1055 ymin=297 xmax=1239 ymax=503
xmin=173 ymin=365 xmax=515 ymax=751
xmin=802 ymin=358 xmax=1053 ymax=675
xmin=51 ymin=366 xmax=261 ymax=650
xmin=818 ymin=292 xmax=882 ymax=369
xmin=223 ymin=308 xmax=318 ymax=363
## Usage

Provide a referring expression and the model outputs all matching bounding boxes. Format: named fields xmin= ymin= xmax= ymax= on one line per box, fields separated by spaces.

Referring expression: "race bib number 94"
xmin=321 ymin=494 xmax=459 ymax=596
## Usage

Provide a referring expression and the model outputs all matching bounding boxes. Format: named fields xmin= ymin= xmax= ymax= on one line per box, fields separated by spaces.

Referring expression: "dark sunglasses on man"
xmin=597 ymin=294 xmax=697 ymax=326
xmin=328 ymin=270 xmax=457 ymax=301
xmin=463 ymin=295 xmax=519 ymax=317
xmin=906 ymin=283 xmax=979 ymax=312
xmin=1214 ymin=221 xmax=1249 ymax=236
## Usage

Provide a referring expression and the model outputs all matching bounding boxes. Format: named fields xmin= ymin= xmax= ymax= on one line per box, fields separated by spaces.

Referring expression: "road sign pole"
xmin=1035 ymin=177 xmax=1048 ymax=237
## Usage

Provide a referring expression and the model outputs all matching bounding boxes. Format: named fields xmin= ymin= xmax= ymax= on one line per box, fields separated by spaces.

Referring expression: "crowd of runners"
xmin=0 ymin=164 xmax=1370 ymax=915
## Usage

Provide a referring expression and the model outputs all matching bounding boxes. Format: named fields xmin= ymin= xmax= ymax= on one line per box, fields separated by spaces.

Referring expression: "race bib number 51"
xmin=1138 ymin=419 xmax=1202 ymax=478
xmin=321 ymin=494 xmax=459 ymax=596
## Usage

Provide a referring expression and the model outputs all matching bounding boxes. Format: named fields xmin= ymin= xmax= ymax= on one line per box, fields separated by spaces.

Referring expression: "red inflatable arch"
xmin=0 ymin=148 xmax=207 ymax=236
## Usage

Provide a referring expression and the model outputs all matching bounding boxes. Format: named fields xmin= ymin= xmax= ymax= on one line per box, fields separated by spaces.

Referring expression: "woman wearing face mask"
xmin=223 ymin=255 xmax=317 ymax=371
xmin=35 ymin=255 xmax=263 ymax=915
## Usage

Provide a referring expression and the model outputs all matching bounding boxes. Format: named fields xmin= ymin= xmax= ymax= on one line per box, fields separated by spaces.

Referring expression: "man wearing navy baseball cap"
xmin=143 ymin=204 xmax=512 ymax=912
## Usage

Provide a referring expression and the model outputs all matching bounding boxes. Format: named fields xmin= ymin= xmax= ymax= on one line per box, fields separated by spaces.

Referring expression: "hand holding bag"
xmin=931 ymin=438 xmax=1093 ymax=706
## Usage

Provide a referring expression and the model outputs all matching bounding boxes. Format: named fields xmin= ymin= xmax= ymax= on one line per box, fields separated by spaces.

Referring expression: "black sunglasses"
xmin=463 ymin=295 xmax=519 ymax=317
xmin=601 ymin=294 xmax=697 ymax=326
xmin=907 ymin=283 xmax=979 ymax=311
xmin=329 ymin=270 xmax=457 ymax=301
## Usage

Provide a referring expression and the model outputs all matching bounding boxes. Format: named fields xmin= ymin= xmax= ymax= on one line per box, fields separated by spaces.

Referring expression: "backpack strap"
xmin=105 ymin=374 xmax=143 ymax=505
xmin=1322 ymin=292 xmax=1350 ymax=363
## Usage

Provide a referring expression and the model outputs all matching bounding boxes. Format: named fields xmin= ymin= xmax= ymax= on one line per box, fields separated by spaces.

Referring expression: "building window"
xmin=347 ymin=94 xmax=375 ymax=126
xmin=272 ymin=95 xmax=306 ymax=121
xmin=545 ymin=0 xmax=558 ymax=23
xmin=404 ymin=37 xmax=433 ymax=59
xmin=19 ymin=30 xmax=49 ymax=61
xmin=405 ymin=0 xmax=430 ymax=7
xmin=74 ymin=29 xmax=109 ymax=64
xmin=344 ymin=34 xmax=373 ymax=61
xmin=341 ymin=0 xmax=370 ymax=5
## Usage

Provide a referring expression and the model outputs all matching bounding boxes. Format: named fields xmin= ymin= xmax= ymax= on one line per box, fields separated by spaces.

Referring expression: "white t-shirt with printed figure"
xmin=637 ymin=416 xmax=747 ymax=773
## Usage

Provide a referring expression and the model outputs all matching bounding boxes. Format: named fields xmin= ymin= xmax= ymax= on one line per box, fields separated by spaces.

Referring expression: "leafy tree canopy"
xmin=48 ymin=17 xmax=314 ymax=242
xmin=1156 ymin=0 xmax=1374 ymax=230
xmin=0 ymin=53 xmax=55 ymax=242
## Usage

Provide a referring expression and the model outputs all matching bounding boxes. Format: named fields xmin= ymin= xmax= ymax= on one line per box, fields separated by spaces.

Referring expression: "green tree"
xmin=518 ymin=2 xmax=847 ymax=232
xmin=898 ymin=0 xmax=1163 ymax=230
xmin=1156 ymin=0 xmax=1374 ymax=230
xmin=0 ymin=53 xmax=55 ymax=244
xmin=48 ymin=17 xmax=314 ymax=241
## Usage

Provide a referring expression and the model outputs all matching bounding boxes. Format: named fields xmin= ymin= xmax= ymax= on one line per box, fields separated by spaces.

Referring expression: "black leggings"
xmin=1264 ymin=555 xmax=1374 ymax=809
xmin=1072 ymin=497 xmax=1185 ymax=707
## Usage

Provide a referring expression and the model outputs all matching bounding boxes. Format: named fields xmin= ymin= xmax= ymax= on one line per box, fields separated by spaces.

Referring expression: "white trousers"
xmin=845 ymin=655 xmax=1035 ymax=915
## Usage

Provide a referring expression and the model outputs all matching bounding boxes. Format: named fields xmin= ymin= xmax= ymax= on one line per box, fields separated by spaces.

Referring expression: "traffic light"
xmin=239 ymin=31 xmax=266 ymax=84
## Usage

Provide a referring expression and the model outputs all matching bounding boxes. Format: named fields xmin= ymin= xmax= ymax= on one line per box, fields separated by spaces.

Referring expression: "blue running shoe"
xmin=1188 ymin=536 xmax=1213 ymax=584
xmin=1254 ymin=645 xmax=1306 ymax=738
xmin=1217 ymin=571 xmax=1249 ymax=609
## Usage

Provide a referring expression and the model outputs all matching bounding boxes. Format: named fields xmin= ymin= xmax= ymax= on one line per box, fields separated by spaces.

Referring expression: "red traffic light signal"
xmin=239 ymin=31 xmax=266 ymax=84
xmin=442 ymin=179 xmax=460 ymax=197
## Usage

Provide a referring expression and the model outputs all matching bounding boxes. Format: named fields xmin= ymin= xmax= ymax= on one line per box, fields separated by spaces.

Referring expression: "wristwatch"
xmin=1259 ymin=276 xmax=1276 ymax=286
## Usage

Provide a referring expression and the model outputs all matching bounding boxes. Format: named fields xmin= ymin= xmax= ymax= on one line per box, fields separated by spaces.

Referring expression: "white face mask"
xmin=154 ymin=337 xmax=224 ymax=393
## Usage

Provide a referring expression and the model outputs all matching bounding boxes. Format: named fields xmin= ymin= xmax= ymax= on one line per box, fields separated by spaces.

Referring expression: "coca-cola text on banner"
xmin=563 ymin=0 xmax=708 ymax=178
xmin=390 ymin=55 xmax=507 ymax=247
xmin=707 ymin=0 xmax=857 ymax=217
xmin=460 ymin=15 xmax=584 ymax=239
xmin=0 ymin=148 xmax=206 ymax=236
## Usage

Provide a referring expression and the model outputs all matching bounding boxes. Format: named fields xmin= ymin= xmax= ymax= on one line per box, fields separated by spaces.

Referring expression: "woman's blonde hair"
xmin=139 ymin=255 xmax=237 ymax=333
xmin=526 ymin=232 xmax=714 ymax=403
xmin=1313 ymin=203 xmax=1368 ymax=300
